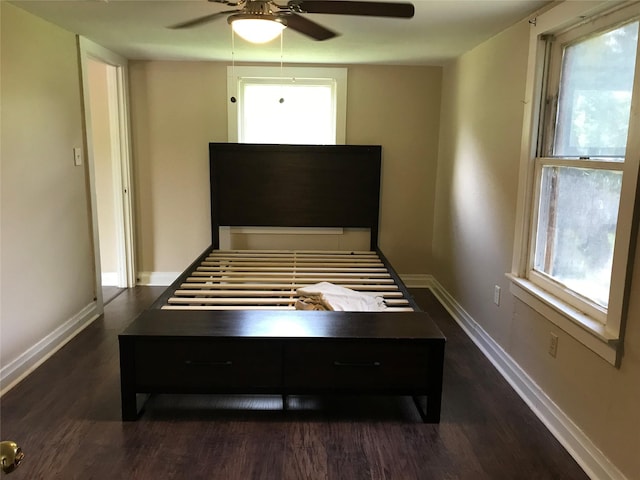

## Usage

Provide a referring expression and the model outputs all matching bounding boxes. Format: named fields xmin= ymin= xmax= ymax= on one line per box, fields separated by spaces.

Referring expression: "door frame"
xmin=79 ymin=37 xmax=136 ymax=306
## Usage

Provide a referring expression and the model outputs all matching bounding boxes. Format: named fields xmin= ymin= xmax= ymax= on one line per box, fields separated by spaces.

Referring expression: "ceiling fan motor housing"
xmin=227 ymin=1 xmax=289 ymax=27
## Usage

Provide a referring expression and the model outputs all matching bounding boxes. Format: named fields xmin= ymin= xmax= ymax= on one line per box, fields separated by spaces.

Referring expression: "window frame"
xmin=510 ymin=1 xmax=640 ymax=366
xmin=226 ymin=66 xmax=347 ymax=144
xmin=528 ymin=158 xmax=624 ymax=324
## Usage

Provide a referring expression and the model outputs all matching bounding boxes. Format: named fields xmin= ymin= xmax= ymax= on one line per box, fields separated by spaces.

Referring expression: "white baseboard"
xmin=400 ymin=274 xmax=433 ymax=288
xmin=428 ymin=278 xmax=627 ymax=480
xmin=0 ymin=302 xmax=100 ymax=396
xmin=101 ymin=272 xmax=118 ymax=286
xmin=137 ymin=271 xmax=181 ymax=286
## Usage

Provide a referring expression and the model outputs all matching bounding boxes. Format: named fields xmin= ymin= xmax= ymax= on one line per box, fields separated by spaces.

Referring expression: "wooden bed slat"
xmin=185 ymin=276 xmax=396 ymax=284
xmin=206 ymin=250 xmax=378 ymax=256
xmin=160 ymin=305 xmax=415 ymax=312
xmin=161 ymin=305 xmax=297 ymax=311
xmin=179 ymin=283 xmax=400 ymax=291
xmin=203 ymin=262 xmax=384 ymax=269
xmin=205 ymin=257 xmax=381 ymax=264
xmin=161 ymin=305 xmax=414 ymax=313
xmin=166 ymin=297 xmax=408 ymax=304
xmin=173 ymin=289 xmax=405 ymax=298
xmin=166 ymin=249 xmax=414 ymax=312
xmin=168 ymin=297 xmax=297 ymax=305
xmin=192 ymin=271 xmax=392 ymax=278
xmin=166 ymin=298 xmax=411 ymax=306
xmin=196 ymin=266 xmax=387 ymax=273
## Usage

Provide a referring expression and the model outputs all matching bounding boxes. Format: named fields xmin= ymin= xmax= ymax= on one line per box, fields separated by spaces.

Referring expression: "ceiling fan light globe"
xmin=231 ymin=18 xmax=286 ymax=43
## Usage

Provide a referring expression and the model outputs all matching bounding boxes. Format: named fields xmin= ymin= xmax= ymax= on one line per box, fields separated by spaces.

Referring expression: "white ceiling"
xmin=10 ymin=0 xmax=550 ymax=65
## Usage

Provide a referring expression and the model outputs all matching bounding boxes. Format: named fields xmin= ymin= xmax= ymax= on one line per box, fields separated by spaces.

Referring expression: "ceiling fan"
xmin=170 ymin=0 xmax=415 ymax=43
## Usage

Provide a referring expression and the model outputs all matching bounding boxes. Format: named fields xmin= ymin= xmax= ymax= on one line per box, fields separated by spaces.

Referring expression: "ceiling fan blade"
xmin=291 ymin=0 xmax=414 ymax=18
xmin=285 ymin=13 xmax=338 ymax=41
xmin=169 ymin=10 xmax=238 ymax=29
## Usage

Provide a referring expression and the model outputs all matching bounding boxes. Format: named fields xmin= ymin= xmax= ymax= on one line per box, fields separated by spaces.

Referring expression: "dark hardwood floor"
xmin=0 ymin=288 xmax=588 ymax=479
xmin=102 ymin=286 xmax=126 ymax=306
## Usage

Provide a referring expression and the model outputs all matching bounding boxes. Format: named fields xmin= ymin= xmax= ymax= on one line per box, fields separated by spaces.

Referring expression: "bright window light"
xmin=240 ymin=81 xmax=335 ymax=144
xmin=227 ymin=66 xmax=347 ymax=144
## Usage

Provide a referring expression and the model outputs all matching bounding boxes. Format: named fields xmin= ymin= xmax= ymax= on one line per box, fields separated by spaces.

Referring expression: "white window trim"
xmin=226 ymin=66 xmax=347 ymax=144
xmin=527 ymin=158 xmax=624 ymax=324
xmin=510 ymin=0 xmax=640 ymax=366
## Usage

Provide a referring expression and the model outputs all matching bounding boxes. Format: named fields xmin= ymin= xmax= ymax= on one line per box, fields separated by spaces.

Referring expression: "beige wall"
xmin=347 ymin=65 xmax=441 ymax=274
xmin=129 ymin=61 xmax=229 ymax=275
xmin=88 ymin=59 xmax=118 ymax=277
xmin=128 ymin=62 xmax=441 ymax=276
xmin=433 ymin=17 xmax=640 ymax=479
xmin=1 ymin=3 xmax=96 ymax=368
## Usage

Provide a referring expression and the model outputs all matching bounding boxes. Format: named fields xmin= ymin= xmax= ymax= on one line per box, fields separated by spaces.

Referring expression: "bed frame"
xmin=119 ymin=143 xmax=446 ymax=422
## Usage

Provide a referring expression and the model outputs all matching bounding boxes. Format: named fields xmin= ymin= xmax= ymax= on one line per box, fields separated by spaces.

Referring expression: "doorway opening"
xmin=79 ymin=38 xmax=136 ymax=309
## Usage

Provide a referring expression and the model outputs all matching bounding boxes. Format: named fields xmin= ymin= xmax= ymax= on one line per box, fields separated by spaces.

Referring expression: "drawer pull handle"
xmin=184 ymin=360 xmax=233 ymax=367
xmin=333 ymin=361 xmax=381 ymax=368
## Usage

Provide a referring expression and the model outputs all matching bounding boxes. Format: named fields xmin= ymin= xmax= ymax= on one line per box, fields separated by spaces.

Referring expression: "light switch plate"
xmin=74 ymin=147 xmax=82 ymax=166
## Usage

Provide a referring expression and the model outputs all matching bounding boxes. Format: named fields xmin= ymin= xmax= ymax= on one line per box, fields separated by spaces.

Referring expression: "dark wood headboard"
xmin=209 ymin=143 xmax=382 ymax=250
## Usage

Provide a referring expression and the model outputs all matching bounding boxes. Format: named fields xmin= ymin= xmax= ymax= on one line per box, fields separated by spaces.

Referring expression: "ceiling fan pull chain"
xmin=279 ymin=30 xmax=285 ymax=104
xmin=231 ymin=27 xmax=236 ymax=77
xmin=230 ymin=28 xmax=237 ymax=104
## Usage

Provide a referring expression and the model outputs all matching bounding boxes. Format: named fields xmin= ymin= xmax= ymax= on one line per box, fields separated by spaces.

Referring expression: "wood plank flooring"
xmin=102 ymin=286 xmax=125 ymax=306
xmin=0 ymin=287 xmax=589 ymax=479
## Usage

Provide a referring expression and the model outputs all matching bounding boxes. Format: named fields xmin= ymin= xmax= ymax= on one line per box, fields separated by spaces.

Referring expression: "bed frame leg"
xmin=412 ymin=396 xmax=428 ymax=423
xmin=119 ymin=337 xmax=142 ymax=421
xmin=122 ymin=395 xmax=138 ymax=421
xmin=412 ymin=395 xmax=441 ymax=423
xmin=422 ymin=341 xmax=445 ymax=423
xmin=282 ymin=394 xmax=289 ymax=411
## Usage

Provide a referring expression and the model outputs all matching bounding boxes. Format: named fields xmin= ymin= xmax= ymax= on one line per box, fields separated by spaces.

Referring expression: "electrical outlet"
xmin=549 ymin=333 xmax=559 ymax=358
xmin=493 ymin=285 xmax=501 ymax=306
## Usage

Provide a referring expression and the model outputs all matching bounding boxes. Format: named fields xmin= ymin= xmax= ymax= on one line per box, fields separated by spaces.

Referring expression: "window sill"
xmin=506 ymin=274 xmax=620 ymax=366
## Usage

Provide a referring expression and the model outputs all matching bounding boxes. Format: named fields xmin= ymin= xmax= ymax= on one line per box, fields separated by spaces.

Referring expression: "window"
xmin=227 ymin=66 xmax=347 ymax=144
xmin=511 ymin=2 xmax=640 ymax=365
xmin=533 ymin=165 xmax=621 ymax=311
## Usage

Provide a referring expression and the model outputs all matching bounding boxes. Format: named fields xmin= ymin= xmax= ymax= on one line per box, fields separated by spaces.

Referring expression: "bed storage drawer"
xmin=120 ymin=311 xmax=445 ymax=422
xmin=133 ymin=338 xmax=281 ymax=390
xmin=284 ymin=340 xmax=429 ymax=392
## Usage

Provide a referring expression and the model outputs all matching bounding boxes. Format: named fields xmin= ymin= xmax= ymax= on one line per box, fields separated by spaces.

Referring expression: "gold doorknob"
xmin=0 ymin=441 xmax=24 ymax=474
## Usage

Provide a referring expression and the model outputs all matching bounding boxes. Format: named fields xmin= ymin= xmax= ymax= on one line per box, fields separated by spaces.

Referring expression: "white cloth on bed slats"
xmin=295 ymin=282 xmax=387 ymax=311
